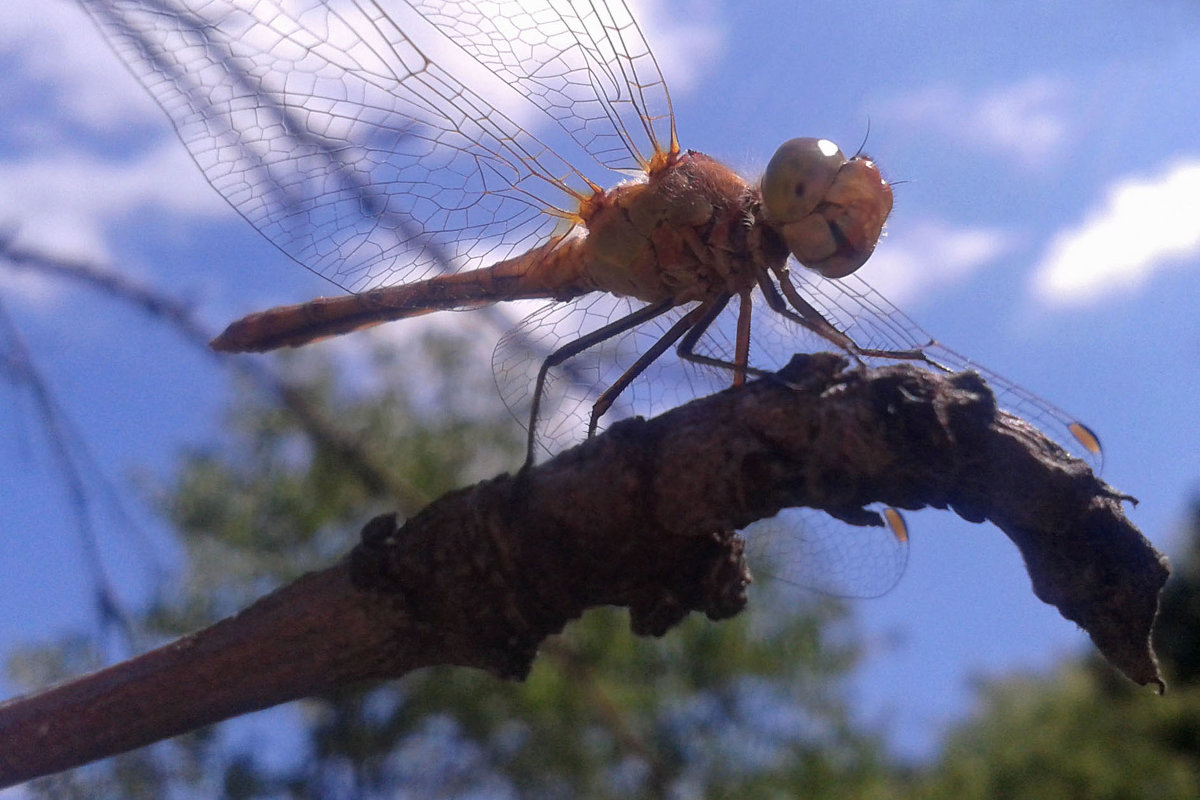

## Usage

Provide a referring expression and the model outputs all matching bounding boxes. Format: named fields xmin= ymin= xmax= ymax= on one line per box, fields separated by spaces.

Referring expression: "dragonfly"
xmin=82 ymin=0 xmax=1101 ymax=597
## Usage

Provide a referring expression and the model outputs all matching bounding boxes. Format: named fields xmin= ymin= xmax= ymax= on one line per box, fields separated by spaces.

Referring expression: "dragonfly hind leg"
xmin=585 ymin=298 xmax=728 ymax=438
xmin=524 ymin=298 xmax=676 ymax=467
xmin=522 ymin=294 xmax=746 ymax=468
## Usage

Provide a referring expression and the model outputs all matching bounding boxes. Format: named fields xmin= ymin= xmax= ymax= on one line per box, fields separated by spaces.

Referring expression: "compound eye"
xmin=761 ymin=138 xmax=847 ymax=223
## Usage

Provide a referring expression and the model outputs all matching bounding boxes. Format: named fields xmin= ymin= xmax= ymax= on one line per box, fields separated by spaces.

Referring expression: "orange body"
xmin=211 ymin=151 xmax=784 ymax=353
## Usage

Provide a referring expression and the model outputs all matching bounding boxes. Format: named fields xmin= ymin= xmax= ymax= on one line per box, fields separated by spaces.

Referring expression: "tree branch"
xmin=0 ymin=240 xmax=434 ymax=510
xmin=0 ymin=354 xmax=1168 ymax=787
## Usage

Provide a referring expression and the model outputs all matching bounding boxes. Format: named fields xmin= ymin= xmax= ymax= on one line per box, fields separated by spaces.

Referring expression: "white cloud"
xmin=0 ymin=1 xmax=225 ymax=256
xmin=0 ymin=1 xmax=237 ymax=313
xmin=0 ymin=0 xmax=723 ymax=287
xmin=0 ymin=1 xmax=163 ymax=132
xmin=633 ymin=0 xmax=723 ymax=94
xmin=0 ymin=142 xmax=225 ymax=266
xmin=883 ymin=76 xmax=1071 ymax=167
xmin=1029 ymin=159 xmax=1200 ymax=307
xmin=857 ymin=218 xmax=1013 ymax=307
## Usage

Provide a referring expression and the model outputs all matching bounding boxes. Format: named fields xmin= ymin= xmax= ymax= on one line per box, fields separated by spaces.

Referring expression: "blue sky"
xmin=2 ymin=0 xmax=1199 ymax=769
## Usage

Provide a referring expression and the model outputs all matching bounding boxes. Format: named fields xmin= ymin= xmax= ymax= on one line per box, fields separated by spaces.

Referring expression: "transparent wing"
xmin=787 ymin=267 xmax=1104 ymax=470
xmin=80 ymin=0 xmax=669 ymax=293
xmin=405 ymin=0 xmax=676 ymax=171
xmin=493 ymin=264 xmax=1094 ymax=598
xmin=743 ymin=508 xmax=909 ymax=599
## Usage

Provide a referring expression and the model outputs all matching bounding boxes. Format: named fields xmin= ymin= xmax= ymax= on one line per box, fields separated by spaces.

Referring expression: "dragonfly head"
xmin=760 ymin=138 xmax=893 ymax=279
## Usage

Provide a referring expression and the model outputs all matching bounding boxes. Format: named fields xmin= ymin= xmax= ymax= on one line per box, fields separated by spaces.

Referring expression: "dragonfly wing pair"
xmin=84 ymin=0 xmax=1103 ymax=599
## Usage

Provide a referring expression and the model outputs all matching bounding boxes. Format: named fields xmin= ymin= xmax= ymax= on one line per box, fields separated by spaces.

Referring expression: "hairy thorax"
xmin=561 ymin=151 xmax=786 ymax=305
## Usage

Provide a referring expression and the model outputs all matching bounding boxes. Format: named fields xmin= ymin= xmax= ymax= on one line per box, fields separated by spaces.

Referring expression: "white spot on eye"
xmin=761 ymin=138 xmax=845 ymax=224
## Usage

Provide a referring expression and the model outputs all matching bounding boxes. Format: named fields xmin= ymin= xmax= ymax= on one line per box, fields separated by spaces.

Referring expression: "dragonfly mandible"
xmin=82 ymin=0 xmax=1101 ymax=597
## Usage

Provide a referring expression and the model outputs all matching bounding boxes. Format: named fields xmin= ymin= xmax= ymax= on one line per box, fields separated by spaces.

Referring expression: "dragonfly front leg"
xmin=762 ymin=268 xmax=945 ymax=369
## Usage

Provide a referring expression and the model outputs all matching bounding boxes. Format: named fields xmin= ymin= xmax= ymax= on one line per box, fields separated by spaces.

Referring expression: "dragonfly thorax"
xmin=574 ymin=150 xmax=776 ymax=305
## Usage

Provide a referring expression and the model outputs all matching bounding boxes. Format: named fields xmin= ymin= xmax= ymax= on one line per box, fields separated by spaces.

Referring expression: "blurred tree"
xmin=9 ymin=329 xmax=896 ymax=799
xmin=907 ymin=503 xmax=1200 ymax=800
xmin=1150 ymin=498 xmax=1200 ymax=687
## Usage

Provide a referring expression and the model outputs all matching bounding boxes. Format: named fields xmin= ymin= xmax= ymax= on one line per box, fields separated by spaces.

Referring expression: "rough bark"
xmin=0 ymin=354 xmax=1168 ymax=787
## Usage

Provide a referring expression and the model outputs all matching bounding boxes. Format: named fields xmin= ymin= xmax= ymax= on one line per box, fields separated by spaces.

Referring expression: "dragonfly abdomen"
xmin=210 ymin=242 xmax=595 ymax=353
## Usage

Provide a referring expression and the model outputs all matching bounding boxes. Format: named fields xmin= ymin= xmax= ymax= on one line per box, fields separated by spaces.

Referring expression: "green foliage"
xmin=1153 ymin=498 xmax=1200 ymax=687
xmin=911 ymin=667 xmax=1200 ymax=800
xmin=906 ymin=503 xmax=1200 ymax=800
xmin=273 ymin=600 xmax=891 ymax=800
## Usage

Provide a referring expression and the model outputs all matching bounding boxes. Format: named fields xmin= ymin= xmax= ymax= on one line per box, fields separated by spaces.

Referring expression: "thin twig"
xmin=0 ymin=241 xmax=430 ymax=509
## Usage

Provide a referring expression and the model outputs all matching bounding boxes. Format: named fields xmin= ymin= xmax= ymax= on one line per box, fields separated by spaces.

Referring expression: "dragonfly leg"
xmin=762 ymin=269 xmax=940 ymax=368
xmin=676 ymin=291 xmax=772 ymax=380
xmin=733 ymin=290 xmax=753 ymax=386
xmin=525 ymin=298 xmax=676 ymax=467
xmin=585 ymin=298 xmax=726 ymax=439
